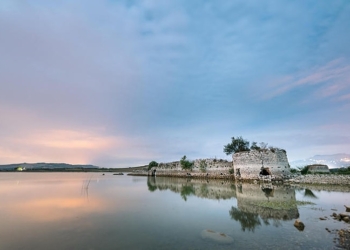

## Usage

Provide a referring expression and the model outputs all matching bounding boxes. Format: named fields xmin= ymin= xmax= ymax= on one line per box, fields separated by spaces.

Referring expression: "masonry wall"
xmin=233 ymin=149 xmax=291 ymax=180
xmin=150 ymin=159 xmax=233 ymax=179
xmin=307 ymin=164 xmax=330 ymax=173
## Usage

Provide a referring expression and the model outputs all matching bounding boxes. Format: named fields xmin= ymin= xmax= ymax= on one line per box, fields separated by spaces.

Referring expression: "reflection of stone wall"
xmin=147 ymin=177 xmax=236 ymax=200
xmin=233 ymin=149 xmax=290 ymax=180
xmin=151 ymin=159 xmax=233 ymax=179
xmin=236 ymin=183 xmax=299 ymax=220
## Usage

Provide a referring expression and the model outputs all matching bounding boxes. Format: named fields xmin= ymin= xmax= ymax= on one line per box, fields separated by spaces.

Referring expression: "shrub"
xmin=199 ymin=160 xmax=207 ymax=173
xmin=298 ymin=166 xmax=309 ymax=175
xmin=290 ymin=168 xmax=299 ymax=174
xmin=229 ymin=168 xmax=234 ymax=174
xmin=250 ymin=142 xmax=261 ymax=150
xmin=180 ymin=155 xmax=194 ymax=171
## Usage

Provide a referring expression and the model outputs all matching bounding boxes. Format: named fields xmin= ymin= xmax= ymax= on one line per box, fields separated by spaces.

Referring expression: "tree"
xmin=180 ymin=155 xmax=194 ymax=170
xmin=148 ymin=161 xmax=158 ymax=170
xmin=250 ymin=141 xmax=261 ymax=150
xmin=223 ymin=136 xmax=250 ymax=155
xmin=259 ymin=142 xmax=268 ymax=150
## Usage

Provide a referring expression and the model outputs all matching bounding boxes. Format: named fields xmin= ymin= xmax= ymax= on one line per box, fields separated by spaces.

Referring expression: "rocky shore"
xmin=285 ymin=174 xmax=350 ymax=185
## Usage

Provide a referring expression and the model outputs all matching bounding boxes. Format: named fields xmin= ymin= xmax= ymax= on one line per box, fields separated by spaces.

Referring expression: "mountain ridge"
xmin=290 ymin=153 xmax=350 ymax=169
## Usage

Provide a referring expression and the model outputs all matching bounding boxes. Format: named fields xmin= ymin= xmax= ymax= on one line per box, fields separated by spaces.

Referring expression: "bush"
xmin=250 ymin=142 xmax=261 ymax=150
xmin=180 ymin=155 xmax=194 ymax=171
xmin=298 ymin=166 xmax=309 ymax=175
xmin=289 ymin=168 xmax=299 ymax=174
xmin=199 ymin=160 xmax=207 ymax=173
xmin=148 ymin=161 xmax=158 ymax=170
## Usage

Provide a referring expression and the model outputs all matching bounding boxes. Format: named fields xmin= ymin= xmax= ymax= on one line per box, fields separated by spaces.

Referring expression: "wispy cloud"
xmin=0 ymin=0 xmax=349 ymax=166
xmin=261 ymin=58 xmax=350 ymax=101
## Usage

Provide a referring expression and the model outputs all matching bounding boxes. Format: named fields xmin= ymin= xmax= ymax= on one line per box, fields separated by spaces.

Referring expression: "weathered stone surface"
xmin=339 ymin=213 xmax=350 ymax=218
xmin=233 ymin=149 xmax=290 ymax=180
xmin=307 ymin=164 xmax=330 ymax=173
xmin=201 ymin=230 xmax=233 ymax=244
xmin=294 ymin=219 xmax=305 ymax=231
xmin=145 ymin=159 xmax=233 ymax=179
xmin=343 ymin=216 xmax=350 ymax=223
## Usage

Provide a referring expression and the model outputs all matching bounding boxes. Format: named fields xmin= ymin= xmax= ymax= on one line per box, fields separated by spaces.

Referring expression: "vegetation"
xmin=223 ymin=136 xmax=250 ymax=155
xmin=199 ymin=160 xmax=207 ymax=173
xmin=148 ymin=161 xmax=159 ymax=170
xmin=298 ymin=166 xmax=310 ymax=175
xmin=250 ymin=142 xmax=260 ymax=150
xmin=229 ymin=168 xmax=234 ymax=174
xmin=223 ymin=136 xmax=285 ymax=155
xmin=180 ymin=185 xmax=195 ymax=201
xmin=290 ymin=168 xmax=299 ymax=174
xmin=336 ymin=166 xmax=350 ymax=175
xmin=180 ymin=155 xmax=194 ymax=171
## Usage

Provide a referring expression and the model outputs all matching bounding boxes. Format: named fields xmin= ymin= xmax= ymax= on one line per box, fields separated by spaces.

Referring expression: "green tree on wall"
xmin=148 ymin=161 xmax=159 ymax=170
xmin=223 ymin=136 xmax=250 ymax=155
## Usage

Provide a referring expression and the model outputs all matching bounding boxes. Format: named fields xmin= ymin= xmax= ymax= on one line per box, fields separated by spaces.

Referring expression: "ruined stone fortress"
xmin=233 ymin=149 xmax=291 ymax=180
xmin=148 ymin=149 xmax=291 ymax=180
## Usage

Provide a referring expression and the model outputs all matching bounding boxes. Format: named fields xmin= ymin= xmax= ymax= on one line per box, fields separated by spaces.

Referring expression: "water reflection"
xmin=148 ymin=177 xmax=300 ymax=232
xmin=232 ymin=183 xmax=299 ymax=231
xmin=304 ymin=188 xmax=318 ymax=199
xmin=235 ymin=183 xmax=299 ymax=221
xmin=147 ymin=176 xmax=236 ymax=201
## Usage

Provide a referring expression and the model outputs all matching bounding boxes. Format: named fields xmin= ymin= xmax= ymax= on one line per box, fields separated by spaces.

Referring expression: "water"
xmin=0 ymin=173 xmax=349 ymax=250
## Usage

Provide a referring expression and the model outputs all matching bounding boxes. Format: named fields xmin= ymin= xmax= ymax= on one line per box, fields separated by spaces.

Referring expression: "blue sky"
xmin=0 ymin=0 xmax=349 ymax=167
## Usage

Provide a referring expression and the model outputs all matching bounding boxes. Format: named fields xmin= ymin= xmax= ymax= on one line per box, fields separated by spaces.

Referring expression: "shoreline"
xmin=129 ymin=171 xmax=350 ymax=186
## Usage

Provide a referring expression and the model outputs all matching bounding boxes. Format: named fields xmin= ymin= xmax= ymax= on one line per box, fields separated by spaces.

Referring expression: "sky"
xmin=1 ymin=0 xmax=350 ymax=168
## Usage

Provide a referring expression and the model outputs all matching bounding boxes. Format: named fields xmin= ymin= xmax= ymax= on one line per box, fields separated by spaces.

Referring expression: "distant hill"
xmin=290 ymin=153 xmax=350 ymax=169
xmin=0 ymin=163 xmax=99 ymax=171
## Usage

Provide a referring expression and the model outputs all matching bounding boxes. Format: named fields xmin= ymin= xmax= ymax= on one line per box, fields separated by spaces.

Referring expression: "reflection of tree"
xmin=200 ymin=184 xmax=209 ymax=197
xmin=180 ymin=185 xmax=195 ymax=201
xmin=229 ymin=207 xmax=261 ymax=232
xmin=147 ymin=177 xmax=157 ymax=192
xmin=262 ymin=188 xmax=274 ymax=198
xmin=304 ymin=189 xmax=318 ymax=199
xmin=237 ymin=184 xmax=243 ymax=194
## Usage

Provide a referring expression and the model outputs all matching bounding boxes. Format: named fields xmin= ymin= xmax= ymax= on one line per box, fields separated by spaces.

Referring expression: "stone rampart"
xmin=233 ymin=149 xmax=291 ymax=180
xmin=150 ymin=159 xmax=233 ymax=179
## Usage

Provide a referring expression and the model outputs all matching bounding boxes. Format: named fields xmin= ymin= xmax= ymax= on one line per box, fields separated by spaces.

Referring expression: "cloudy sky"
xmin=1 ymin=0 xmax=349 ymax=167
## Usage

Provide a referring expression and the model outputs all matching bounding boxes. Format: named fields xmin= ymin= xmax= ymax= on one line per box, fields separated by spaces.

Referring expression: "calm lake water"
xmin=0 ymin=173 xmax=350 ymax=250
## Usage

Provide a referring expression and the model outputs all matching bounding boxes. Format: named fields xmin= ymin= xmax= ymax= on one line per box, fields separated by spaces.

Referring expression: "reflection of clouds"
xmin=0 ymin=174 xmax=109 ymax=222
xmin=15 ymin=197 xmax=104 ymax=222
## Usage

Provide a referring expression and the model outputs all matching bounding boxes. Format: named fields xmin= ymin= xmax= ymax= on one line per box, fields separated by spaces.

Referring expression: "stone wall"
xmin=232 ymin=149 xmax=291 ymax=180
xmin=149 ymin=159 xmax=233 ymax=179
xmin=307 ymin=164 xmax=330 ymax=173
